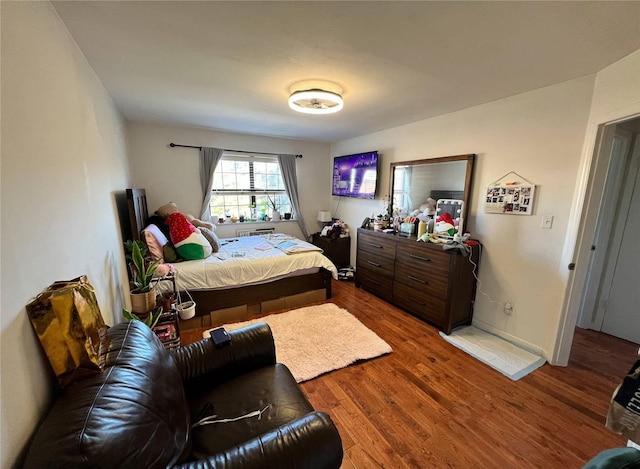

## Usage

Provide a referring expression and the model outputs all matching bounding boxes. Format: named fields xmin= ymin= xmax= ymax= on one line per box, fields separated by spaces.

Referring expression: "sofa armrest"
xmin=170 ymin=323 xmax=276 ymax=385
xmin=172 ymin=411 xmax=343 ymax=469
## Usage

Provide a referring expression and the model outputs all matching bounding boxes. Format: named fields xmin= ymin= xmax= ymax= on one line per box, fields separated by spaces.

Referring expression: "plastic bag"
xmin=26 ymin=275 xmax=108 ymax=387
xmin=606 ymin=360 xmax=640 ymax=441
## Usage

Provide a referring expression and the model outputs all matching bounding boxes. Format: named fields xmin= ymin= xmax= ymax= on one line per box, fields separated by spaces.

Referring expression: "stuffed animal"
xmin=410 ymin=198 xmax=437 ymax=220
xmin=420 ymin=198 xmax=437 ymax=216
xmin=155 ymin=203 xmax=213 ymax=260
xmin=156 ymin=202 xmax=215 ymax=231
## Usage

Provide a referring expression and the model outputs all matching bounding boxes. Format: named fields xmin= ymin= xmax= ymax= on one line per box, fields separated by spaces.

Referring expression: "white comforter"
xmin=158 ymin=234 xmax=338 ymax=293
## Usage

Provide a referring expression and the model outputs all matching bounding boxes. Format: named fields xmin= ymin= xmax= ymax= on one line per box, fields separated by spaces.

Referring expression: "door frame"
xmin=551 ymin=105 xmax=640 ymax=366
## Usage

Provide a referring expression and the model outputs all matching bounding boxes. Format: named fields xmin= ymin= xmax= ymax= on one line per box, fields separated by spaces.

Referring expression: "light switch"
xmin=541 ymin=215 xmax=554 ymax=229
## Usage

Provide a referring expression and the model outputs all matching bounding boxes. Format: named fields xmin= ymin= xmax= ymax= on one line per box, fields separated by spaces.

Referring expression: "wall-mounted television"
xmin=332 ymin=151 xmax=379 ymax=199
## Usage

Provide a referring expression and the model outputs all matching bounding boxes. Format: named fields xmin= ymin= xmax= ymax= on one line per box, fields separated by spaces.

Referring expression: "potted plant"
xmin=128 ymin=241 xmax=161 ymax=314
xmin=123 ymin=240 xmax=148 ymax=276
xmin=267 ymin=194 xmax=281 ymax=221
xmin=122 ymin=306 xmax=164 ymax=329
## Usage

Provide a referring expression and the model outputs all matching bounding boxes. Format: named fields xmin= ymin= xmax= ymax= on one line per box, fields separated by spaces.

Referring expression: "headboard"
xmin=126 ymin=188 xmax=148 ymax=241
xmin=430 ymin=190 xmax=465 ymax=201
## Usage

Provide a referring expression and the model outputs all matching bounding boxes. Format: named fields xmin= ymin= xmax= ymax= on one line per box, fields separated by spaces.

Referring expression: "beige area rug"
xmin=203 ymin=303 xmax=392 ymax=382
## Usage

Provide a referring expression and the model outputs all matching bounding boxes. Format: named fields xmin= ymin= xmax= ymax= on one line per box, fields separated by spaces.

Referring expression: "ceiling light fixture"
xmin=288 ymin=89 xmax=344 ymax=115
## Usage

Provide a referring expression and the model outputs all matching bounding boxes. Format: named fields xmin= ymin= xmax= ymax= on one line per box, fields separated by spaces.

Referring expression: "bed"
xmin=126 ymin=188 xmax=336 ymax=329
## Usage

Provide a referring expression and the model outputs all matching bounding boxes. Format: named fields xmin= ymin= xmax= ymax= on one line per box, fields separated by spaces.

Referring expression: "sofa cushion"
xmin=188 ymin=363 xmax=314 ymax=459
xmin=23 ymin=321 xmax=191 ymax=468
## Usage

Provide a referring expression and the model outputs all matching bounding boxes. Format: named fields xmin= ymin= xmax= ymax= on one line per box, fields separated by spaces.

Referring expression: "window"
xmin=392 ymin=166 xmax=412 ymax=215
xmin=209 ymin=154 xmax=292 ymax=220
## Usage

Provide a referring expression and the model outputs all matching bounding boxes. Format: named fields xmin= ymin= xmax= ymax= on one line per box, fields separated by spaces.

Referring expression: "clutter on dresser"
xmin=356 ymin=227 xmax=480 ymax=334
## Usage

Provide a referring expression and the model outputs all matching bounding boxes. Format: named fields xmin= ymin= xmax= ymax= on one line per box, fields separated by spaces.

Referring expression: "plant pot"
xmin=130 ymin=288 xmax=157 ymax=314
xmin=156 ymin=292 xmax=175 ymax=311
xmin=284 ymin=212 xmax=292 ymax=220
xmin=177 ymin=301 xmax=196 ymax=320
xmin=272 ymin=210 xmax=281 ymax=221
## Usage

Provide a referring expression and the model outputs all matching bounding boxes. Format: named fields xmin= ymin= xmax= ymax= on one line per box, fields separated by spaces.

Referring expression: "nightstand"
xmin=311 ymin=233 xmax=351 ymax=267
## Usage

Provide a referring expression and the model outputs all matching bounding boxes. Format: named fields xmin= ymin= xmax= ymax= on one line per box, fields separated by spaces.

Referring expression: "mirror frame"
xmin=389 ymin=153 xmax=476 ymax=227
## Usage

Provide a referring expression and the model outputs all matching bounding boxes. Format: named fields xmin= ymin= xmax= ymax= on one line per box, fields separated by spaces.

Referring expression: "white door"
xmin=578 ymin=129 xmax=630 ymax=328
xmin=600 ymin=140 xmax=640 ymax=343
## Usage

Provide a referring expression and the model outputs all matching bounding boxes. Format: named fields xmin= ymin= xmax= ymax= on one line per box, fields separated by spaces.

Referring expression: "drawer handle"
xmin=367 ymin=260 xmax=382 ymax=268
xmin=409 ymin=254 xmax=431 ymax=262
xmin=407 ymin=275 xmax=428 ymax=285
xmin=368 ymin=243 xmax=384 ymax=249
xmin=408 ymin=297 xmax=426 ymax=306
xmin=368 ymin=279 xmax=381 ymax=286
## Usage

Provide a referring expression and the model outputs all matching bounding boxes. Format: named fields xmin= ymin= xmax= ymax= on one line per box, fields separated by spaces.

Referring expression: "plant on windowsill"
xmin=128 ymin=241 xmax=161 ymax=314
xmin=267 ymin=194 xmax=281 ymax=221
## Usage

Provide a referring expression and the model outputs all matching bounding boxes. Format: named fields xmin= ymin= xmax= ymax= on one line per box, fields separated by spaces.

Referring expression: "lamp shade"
xmin=317 ymin=210 xmax=332 ymax=222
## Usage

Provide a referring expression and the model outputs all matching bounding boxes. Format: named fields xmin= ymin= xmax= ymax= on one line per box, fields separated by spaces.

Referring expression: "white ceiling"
xmin=52 ymin=1 xmax=640 ymax=143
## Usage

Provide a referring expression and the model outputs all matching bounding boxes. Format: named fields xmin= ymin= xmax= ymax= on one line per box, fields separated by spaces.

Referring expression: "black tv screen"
xmin=332 ymin=151 xmax=379 ymax=199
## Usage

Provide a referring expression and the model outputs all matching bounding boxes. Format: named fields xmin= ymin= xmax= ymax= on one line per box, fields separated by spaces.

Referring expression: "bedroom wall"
xmin=330 ymin=75 xmax=595 ymax=357
xmin=1 ymin=3 xmax=131 ymax=467
xmin=126 ymin=122 xmax=331 ymax=239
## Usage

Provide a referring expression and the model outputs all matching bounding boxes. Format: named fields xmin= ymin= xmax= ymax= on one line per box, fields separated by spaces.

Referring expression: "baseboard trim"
xmin=471 ymin=319 xmax=544 ymax=357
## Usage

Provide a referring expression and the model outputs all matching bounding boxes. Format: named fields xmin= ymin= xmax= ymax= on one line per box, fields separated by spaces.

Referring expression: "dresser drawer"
xmin=357 ymin=269 xmax=393 ymax=301
xmin=358 ymin=231 xmax=396 ymax=260
xmin=394 ymin=262 xmax=449 ymax=297
xmin=356 ymin=250 xmax=394 ymax=279
xmin=392 ymin=281 xmax=446 ymax=326
xmin=395 ymin=243 xmax=451 ymax=277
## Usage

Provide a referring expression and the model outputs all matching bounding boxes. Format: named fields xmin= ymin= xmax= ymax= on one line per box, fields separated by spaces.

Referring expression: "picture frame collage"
xmin=484 ymin=183 xmax=535 ymax=215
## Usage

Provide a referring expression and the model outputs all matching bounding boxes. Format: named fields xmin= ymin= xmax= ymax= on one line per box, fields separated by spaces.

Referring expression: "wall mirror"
xmin=389 ymin=154 xmax=475 ymax=234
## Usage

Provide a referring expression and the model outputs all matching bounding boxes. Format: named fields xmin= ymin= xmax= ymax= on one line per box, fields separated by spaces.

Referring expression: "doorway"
xmin=576 ymin=116 xmax=640 ymax=344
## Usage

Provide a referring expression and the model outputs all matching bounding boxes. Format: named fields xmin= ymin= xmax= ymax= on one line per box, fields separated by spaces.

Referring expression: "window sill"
xmin=215 ymin=219 xmax=297 ymax=226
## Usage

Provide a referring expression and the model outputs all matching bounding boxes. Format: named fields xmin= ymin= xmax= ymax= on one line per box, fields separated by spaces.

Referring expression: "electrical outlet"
xmin=540 ymin=215 xmax=554 ymax=229
xmin=504 ymin=302 xmax=513 ymax=315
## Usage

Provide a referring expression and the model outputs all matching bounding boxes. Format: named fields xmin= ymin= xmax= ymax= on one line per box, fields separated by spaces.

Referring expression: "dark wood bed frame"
xmin=126 ymin=188 xmax=332 ymax=328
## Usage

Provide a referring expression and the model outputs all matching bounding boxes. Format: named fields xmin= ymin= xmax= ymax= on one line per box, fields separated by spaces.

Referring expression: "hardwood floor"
xmin=182 ymin=280 xmax=639 ymax=468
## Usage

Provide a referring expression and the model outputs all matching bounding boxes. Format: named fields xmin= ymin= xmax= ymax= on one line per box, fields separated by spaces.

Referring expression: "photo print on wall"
xmin=484 ymin=182 xmax=535 ymax=215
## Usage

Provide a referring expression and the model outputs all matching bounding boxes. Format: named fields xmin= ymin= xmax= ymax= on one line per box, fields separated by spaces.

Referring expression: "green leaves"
xmin=123 ymin=239 xmax=147 ymax=263
xmin=122 ymin=306 xmax=163 ymax=329
xmin=130 ymin=241 xmax=160 ymax=293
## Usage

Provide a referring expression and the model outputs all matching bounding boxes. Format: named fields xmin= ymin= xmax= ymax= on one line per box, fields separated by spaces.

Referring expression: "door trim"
xmin=551 ymin=107 xmax=640 ymax=366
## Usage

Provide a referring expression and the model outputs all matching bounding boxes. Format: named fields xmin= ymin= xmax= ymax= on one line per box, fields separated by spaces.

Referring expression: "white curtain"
xmin=199 ymin=147 xmax=223 ymax=222
xmin=278 ymin=154 xmax=310 ymax=240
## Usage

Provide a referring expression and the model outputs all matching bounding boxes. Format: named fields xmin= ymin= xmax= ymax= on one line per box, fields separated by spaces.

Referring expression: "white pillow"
xmin=142 ymin=224 xmax=169 ymax=261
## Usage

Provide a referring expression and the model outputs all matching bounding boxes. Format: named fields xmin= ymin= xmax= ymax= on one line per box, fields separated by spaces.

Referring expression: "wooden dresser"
xmin=356 ymin=227 xmax=479 ymax=334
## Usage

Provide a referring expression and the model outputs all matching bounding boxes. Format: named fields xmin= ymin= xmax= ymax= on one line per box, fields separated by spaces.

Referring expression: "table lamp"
xmin=317 ymin=210 xmax=332 ymax=229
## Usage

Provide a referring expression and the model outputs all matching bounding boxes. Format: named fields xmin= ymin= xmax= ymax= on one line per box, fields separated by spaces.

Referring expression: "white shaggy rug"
xmin=203 ymin=303 xmax=392 ymax=382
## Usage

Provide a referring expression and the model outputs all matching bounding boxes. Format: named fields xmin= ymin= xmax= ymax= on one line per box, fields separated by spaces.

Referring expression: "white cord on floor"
xmin=191 ymin=404 xmax=270 ymax=428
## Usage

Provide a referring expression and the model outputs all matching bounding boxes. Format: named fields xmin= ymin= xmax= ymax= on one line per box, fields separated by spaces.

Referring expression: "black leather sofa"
xmin=23 ymin=320 xmax=343 ymax=468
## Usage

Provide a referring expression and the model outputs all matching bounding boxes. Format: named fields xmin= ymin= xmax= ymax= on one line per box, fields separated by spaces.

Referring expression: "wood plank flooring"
xmin=182 ymin=280 xmax=639 ymax=468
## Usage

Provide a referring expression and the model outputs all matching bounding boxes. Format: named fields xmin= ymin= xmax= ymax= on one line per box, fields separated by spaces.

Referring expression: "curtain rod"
xmin=169 ymin=142 xmax=302 ymax=158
